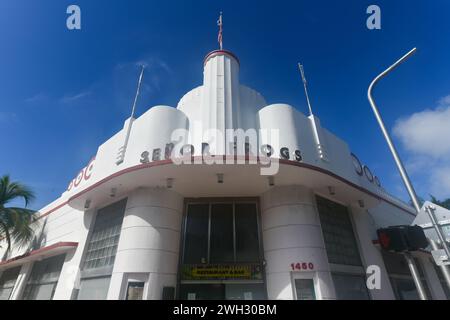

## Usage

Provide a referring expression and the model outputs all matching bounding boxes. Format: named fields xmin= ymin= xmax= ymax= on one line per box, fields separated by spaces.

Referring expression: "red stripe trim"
xmin=0 ymin=242 xmax=78 ymax=266
xmin=204 ymin=50 xmax=240 ymax=66
xmin=36 ymin=156 xmax=415 ymax=219
xmin=37 ymin=201 xmax=69 ymax=220
xmin=278 ymin=159 xmax=416 ymax=217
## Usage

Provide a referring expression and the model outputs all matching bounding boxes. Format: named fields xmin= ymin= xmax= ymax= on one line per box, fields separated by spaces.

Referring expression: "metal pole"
xmin=367 ymin=48 xmax=421 ymax=212
xmin=116 ymin=65 xmax=145 ymax=165
xmin=404 ymin=252 xmax=427 ymax=300
xmin=426 ymin=205 xmax=450 ymax=260
xmin=298 ymin=63 xmax=327 ymax=161
xmin=429 ymin=238 xmax=450 ymax=290
xmin=298 ymin=63 xmax=314 ymax=116
xmin=368 ymin=47 xmax=450 ymax=297
xmin=425 ymin=205 xmax=450 ymax=291
xmin=367 ymin=47 xmax=428 ymax=299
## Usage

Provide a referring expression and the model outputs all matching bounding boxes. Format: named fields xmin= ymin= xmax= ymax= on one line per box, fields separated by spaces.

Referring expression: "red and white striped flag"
xmin=217 ymin=12 xmax=223 ymax=50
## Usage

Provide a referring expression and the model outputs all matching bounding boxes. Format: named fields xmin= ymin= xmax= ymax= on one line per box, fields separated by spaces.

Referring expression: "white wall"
xmin=261 ymin=185 xmax=336 ymax=300
xmin=107 ymin=187 xmax=183 ymax=300
xmin=349 ymin=205 xmax=395 ymax=299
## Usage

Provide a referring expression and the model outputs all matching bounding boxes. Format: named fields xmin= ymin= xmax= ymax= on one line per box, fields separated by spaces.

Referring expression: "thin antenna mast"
xmin=116 ymin=65 xmax=145 ymax=165
xmin=297 ymin=63 xmax=328 ymax=161
xmin=298 ymin=63 xmax=314 ymax=116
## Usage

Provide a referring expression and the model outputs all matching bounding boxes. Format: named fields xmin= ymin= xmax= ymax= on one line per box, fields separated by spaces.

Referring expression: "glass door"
xmin=179 ymin=284 xmax=225 ymax=300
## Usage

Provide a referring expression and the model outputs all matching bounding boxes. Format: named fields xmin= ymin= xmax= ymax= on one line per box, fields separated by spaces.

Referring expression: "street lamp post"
xmin=367 ymin=48 xmax=429 ymax=300
xmin=368 ymin=48 xmax=450 ymax=298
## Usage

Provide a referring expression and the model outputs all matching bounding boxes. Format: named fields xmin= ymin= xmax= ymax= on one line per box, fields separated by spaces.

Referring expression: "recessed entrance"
xmin=178 ymin=199 xmax=266 ymax=300
xmin=179 ymin=283 xmax=266 ymax=300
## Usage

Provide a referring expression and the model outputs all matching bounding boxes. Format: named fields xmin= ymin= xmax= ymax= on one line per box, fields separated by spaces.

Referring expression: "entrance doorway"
xmin=178 ymin=199 xmax=266 ymax=300
xmin=179 ymin=283 xmax=266 ymax=300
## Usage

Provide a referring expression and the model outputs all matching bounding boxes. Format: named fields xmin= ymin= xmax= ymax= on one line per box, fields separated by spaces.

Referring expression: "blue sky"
xmin=1 ymin=0 xmax=450 ymax=210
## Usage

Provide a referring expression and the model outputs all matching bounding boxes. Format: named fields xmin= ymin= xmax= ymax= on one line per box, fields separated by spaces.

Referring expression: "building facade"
xmin=0 ymin=48 xmax=448 ymax=300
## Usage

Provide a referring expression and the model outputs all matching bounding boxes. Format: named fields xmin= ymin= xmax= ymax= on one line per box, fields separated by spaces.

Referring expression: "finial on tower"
xmin=217 ymin=12 xmax=223 ymax=50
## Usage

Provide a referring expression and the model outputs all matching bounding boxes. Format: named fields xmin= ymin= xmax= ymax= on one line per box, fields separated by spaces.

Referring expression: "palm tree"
xmin=430 ymin=195 xmax=450 ymax=210
xmin=0 ymin=175 xmax=38 ymax=253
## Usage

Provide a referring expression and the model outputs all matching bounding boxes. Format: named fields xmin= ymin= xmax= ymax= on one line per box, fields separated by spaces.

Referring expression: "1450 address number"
xmin=290 ymin=262 xmax=314 ymax=271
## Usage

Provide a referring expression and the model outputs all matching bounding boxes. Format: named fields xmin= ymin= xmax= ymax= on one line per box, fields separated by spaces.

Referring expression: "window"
xmin=390 ymin=278 xmax=421 ymax=300
xmin=431 ymin=258 xmax=450 ymax=299
xmin=332 ymin=273 xmax=370 ymax=300
xmin=382 ymin=251 xmax=432 ymax=300
xmin=183 ymin=201 xmax=261 ymax=264
xmin=77 ymin=277 xmax=111 ymax=300
xmin=316 ymin=196 xmax=368 ymax=300
xmin=180 ymin=200 xmax=264 ymax=300
xmin=82 ymin=199 xmax=126 ymax=271
xmin=126 ymin=282 xmax=145 ymax=300
xmin=22 ymin=254 xmax=66 ymax=300
xmin=294 ymin=279 xmax=316 ymax=300
xmin=184 ymin=204 xmax=209 ymax=264
xmin=210 ymin=204 xmax=234 ymax=262
xmin=316 ymin=196 xmax=362 ymax=266
xmin=235 ymin=204 xmax=260 ymax=262
xmin=77 ymin=199 xmax=127 ymax=300
xmin=0 ymin=266 xmax=21 ymax=300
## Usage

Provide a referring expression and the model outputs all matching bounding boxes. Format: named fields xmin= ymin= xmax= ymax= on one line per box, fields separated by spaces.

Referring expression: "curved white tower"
xmin=177 ymin=50 xmax=266 ymax=155
xmin=202 ymin=50 xmax=241 ymax=134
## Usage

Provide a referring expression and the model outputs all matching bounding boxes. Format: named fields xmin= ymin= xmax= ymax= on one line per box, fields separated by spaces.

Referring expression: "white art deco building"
xmin=1 ymin=46 xmax=449 ymax=300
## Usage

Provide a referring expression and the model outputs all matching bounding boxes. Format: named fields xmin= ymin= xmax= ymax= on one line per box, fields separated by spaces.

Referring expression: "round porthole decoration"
xmin=67 ymin=179 xmax=74 ymax=191
xmin=364 ymin=165 xmax=374 ymax=183
xmin=351 ymin=153 xmax=363 ymax=176
xmin=73 ymin=170 xmax=84 ymax=187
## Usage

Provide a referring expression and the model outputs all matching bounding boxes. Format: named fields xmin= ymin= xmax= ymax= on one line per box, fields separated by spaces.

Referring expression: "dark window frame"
xmin=0 ymin=266 xmax=21 ymax=300
xmin=22 ymin=254 xmax=66 ymax=300
xmin=182 ymin=198 xmax=262 ymax=265
xmin=76 ymin=198 xmax=127 ymax=300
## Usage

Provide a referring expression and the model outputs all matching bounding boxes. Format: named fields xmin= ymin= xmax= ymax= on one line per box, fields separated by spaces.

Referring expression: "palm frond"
xmin=0 ymin=220 xmax=12 ymax=253
xmin=0 ymin=175 xmax=37 ymax=253
xmin=0 ymin=175 xmax=35 ymax=207
xmin=2 ymin=208 xmax=38 ymax=249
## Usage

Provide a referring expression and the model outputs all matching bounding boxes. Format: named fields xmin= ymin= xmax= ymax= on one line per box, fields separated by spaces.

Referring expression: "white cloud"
xmin=438 ymin=95 xmax=450 ymax=106
xmin=393 ymin=105 xmax=450 ymax=159
xmin=25 ymin=92 xmax=47 ymax=103
xmin=0 ymin=112 xmax=17 ymax=124
xmin=60 ymin=90 xmax=91 ymax=104
xmin=393 ymin=96 xmax=450 ymax=199
xmin=430 ymin=166 xmax=450 ymax=195
xmin=25 ymin=90 xmax=91 ymax=106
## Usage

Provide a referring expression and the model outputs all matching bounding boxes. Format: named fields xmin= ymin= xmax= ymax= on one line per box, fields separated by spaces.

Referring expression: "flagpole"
xmin=217 ymin=12 xmax=223 ymax=50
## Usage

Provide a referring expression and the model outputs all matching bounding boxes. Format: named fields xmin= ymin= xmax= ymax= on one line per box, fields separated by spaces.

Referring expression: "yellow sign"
xmin=182 ymin=264 xmax=262 ymax=280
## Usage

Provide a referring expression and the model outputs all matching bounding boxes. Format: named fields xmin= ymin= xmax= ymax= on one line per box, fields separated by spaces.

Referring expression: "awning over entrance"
xmin=0 ymin=242 xmax=78 ymax=269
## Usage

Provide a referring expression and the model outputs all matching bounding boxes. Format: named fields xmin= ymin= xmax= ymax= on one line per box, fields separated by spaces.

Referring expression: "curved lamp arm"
xmin=367 ymin=48 xmax=420 ymax=213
